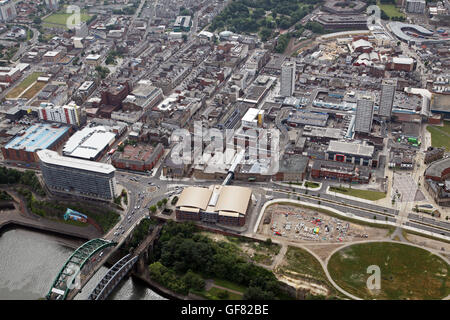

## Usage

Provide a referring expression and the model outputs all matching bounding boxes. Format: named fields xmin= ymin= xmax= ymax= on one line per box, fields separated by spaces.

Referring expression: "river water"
xmin=0 ymin=228 xmax=165 ymax=300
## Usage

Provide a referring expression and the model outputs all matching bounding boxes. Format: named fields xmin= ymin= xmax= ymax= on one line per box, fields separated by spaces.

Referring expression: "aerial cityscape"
xmin=0 ymin=0 xmax=449 ymax=304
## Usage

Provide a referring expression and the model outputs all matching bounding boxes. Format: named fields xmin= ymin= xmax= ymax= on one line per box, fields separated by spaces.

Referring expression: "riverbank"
xmin=0 ymin=210 xmax=102 ymax=240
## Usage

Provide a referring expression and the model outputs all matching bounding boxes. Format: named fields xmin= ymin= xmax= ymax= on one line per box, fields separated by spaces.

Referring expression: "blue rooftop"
xmin=5 ymin=123 xmax=70 ymax=152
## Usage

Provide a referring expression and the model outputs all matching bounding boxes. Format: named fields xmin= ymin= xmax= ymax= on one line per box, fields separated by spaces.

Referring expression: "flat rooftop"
xmin=62 ymin=126 xmax=116 ymax=160
xmin=116 ymin=144 xmax=158 ymax=162
xmin=4 ymin=123 xmax=70 ymax=152
xmin=38 ymin=149 xmax=115 ymax=175
xmin=327 ymin=140 xmax=374 ymax=157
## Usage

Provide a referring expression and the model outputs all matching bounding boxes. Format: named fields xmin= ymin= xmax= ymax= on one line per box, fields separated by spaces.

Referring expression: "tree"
xmin=243 ymin=286 xmax=274 ymax=300
xmin=149 ymin=205 xmax=157 ymax=214
xmin=182 ymin=270 xmax=205 ymax=291
xmin=157 ymin=200 xmax=163 ymax=208
xmin=162 ymin=198 xmax=168 ymax=206
xmin=217 ymin=290 xmax=229 ymax=299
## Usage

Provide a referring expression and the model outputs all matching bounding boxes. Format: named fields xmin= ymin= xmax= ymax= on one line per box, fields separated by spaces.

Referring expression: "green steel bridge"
xmin=46 ymin=238 xmax=117 ymax=300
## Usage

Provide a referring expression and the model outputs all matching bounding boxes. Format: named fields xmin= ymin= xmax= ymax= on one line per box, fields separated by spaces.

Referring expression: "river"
xmin=0 ymin=228 xmax=165 ymax=300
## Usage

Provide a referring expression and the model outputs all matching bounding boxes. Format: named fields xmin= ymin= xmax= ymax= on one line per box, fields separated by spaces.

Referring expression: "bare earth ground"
xmin=404 ymin=232 xmax=450 ymax=252
xmin=260 ymin=204 xmax=390 ymax=244
xmin=302 ymin=243 xmax=345 ymax=262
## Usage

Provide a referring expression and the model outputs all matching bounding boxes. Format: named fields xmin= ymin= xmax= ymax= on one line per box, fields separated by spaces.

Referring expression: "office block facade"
xmin=38 ymin=149 xmax=117 ymax=201
xmin=378 ymin=78 xmax=397 ymax=118
xmin=355 ymin=94 xmax=375 ymax=134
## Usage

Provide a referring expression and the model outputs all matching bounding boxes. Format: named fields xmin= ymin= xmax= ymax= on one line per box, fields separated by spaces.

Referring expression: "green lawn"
xmin=329 ymin=186 xmax=386 ymax=201
xmin=213 ymin=278 xmax=247 ymax=293
xmin=207 ymin=287 xmax=242 ymax=300
xmin=427 ymin=125 xmax=450 ymax=151
xmin=21 ymin=81 xmax=46 ymax=100
xmin=6 ymin=72 xmax=42 ymax=99
xmin=328 ymin=242 xmax=450 ymax=300
xmin=43 ymin=11 xmax=91 ymax=29
xmin=304 ymin=181 xmax=320 ymax=188
xmin=378 ymin=3 xmax=405 ymax=18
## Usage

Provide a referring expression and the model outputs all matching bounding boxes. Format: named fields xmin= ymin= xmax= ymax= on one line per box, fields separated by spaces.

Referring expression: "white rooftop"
xmin=38 ymin=149 xmax=115 ymax=175
xmin=44 ymin=51 xmax=60 ymax=57
xmin=63 ymin=126 xmax=116 ymax=160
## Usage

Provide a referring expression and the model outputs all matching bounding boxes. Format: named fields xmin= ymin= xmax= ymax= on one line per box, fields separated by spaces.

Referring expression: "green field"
xmin=21 ymin=81 xmax=46 ymax=100
xmin=277 ymin=246 xmax=345 ymax=299
xmin=427 ymin=123 xmax=450 ymax=151
xmin=328 ymin=242 xmax=450 ymax=300
xmin=43 ymin=11 xmax=91 ymax=29
xmin=329 ymin=186 xmax=386 ymax=201
xmin=378 ymin=2 xmax=405 ymax=18
xmin=6 ymin=72 xmax=43 ymax=99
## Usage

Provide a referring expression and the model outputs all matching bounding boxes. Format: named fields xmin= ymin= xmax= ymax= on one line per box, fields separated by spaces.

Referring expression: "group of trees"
xmin=127 ymin=217 xmax=157 ymax=250
xmin=149 ymin=198 xmax=168 ymax=214
xmin=95 ymin=66 xmax=110 ymax=79
xmin=149 ymin=262 xmax=205 ymax=295
xmin=150 ymin=221 xmax=284 ymax=299
xmin=105 ymin=50 xmax=122 ymax=65
xmin=209 ymin=0 xmax=321 ymax=40
xmin=0 ymin=167 xmax=45 ymax=196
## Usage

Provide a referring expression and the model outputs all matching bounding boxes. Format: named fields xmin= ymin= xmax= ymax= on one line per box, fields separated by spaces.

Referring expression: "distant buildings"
xmin=112 ymin=143 xmax=164 ymax=172
xmin=424 ymin=147 xmax=445 ymax=164
xmin=326 ymin=140 xmax=376 ymax=167
xmin=280 ymin=61 xmax=295 ymax=97
xmin=378 ymin=78 xmax=397 ymax=119
xmin=0 ymin=0 xmax=16 ymax=22
xmin=173 ymin=16 xmax=191 ymax=32
xmin=406 ymin=0 xmax=426 ymax=13
xmin=424 ymin=157 xmax=450 ymax=207
xmin=44 ymin=0 xmax=59 ymax=11
xmin=38 ymin=149 xmax=117 ymax=201
xmin=311 ymin=159 xmax=370 ymax=183
xmin=37 ymin=102 xmax=83 ymax=126
xmin=355 ymin=94 xmax=375 ymax=134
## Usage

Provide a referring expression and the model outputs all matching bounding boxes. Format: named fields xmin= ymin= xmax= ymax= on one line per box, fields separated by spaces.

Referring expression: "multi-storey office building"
xmin=378 ymin=78 xmax=397 ymax=118
xmin=355 ymin=94 xmax=375 ymax=134
xmin=37 ymin=149 xmax=117 ymax=201
xmin=280 ymin=61 xmax=295 ymax=97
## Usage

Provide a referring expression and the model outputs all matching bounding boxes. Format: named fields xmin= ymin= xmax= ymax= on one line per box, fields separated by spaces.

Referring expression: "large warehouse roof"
xmin=176 ymin=186 xmax=213 ymax=211
xmin=4 ymin=123 xmax=70 ymax=152
xmin=37 ymin=149 xmax=116 ymax=174
xmin=63 ymin=126 xmax=116 ymax=160
xmin=214 ymin=186 xmax=252 ymax=216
